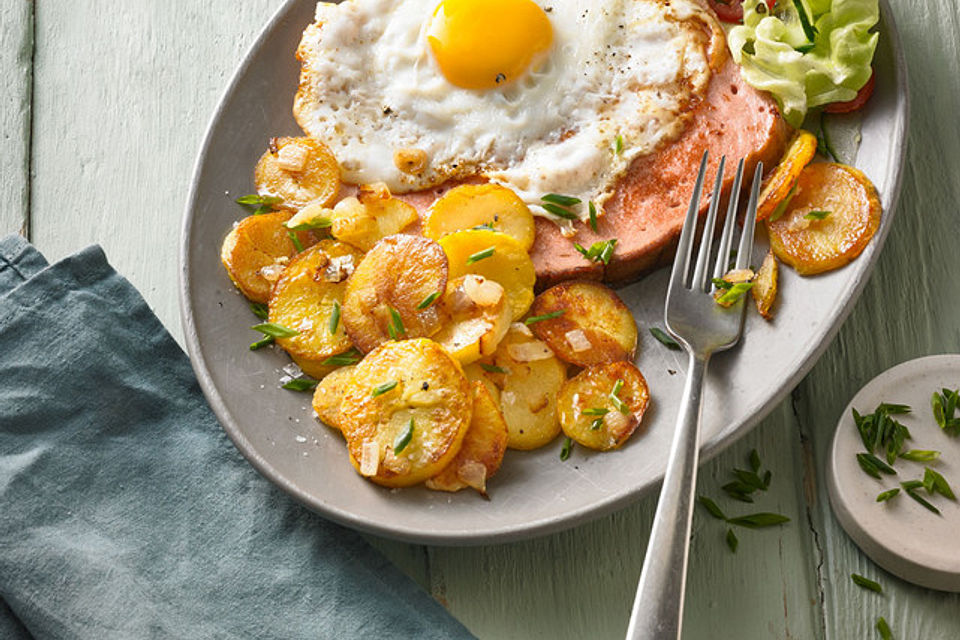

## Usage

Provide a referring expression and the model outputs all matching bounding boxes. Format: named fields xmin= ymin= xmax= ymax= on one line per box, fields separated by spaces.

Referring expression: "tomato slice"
xmin=824 ymin=71 xmax=876 ymax=114
xmin=707 ymin=0 xmax=777 ymax=24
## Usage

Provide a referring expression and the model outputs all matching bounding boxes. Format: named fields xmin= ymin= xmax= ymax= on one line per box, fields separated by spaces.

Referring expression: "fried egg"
xmin=294 ymin=0 xmax=719 ymax=220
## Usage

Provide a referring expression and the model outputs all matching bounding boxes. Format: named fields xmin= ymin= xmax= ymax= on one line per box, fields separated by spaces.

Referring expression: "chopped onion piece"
xmin=565 ymin=329 xmax=592 ymax=352
xmin=463 ymin=275 xmax=503 ymax=307
xmin=359 ymin=440 xmax=380 ymax=476
xmin=508 ymin=340 xmax=554 ymax=362
xmin=457 ymin=460 xmax=488 ymax=493
xmin=259 ymin=262 xmax=286 ymax=282
xmin=323 ymin=255 xmax=355 ymax=283
xmin=604 ymin=408 xmax=630 ymax=435
xmin=511 ymin=322 xmax=533 ymax=337
xmin=276 ymin=143 xmax=310 ymax=172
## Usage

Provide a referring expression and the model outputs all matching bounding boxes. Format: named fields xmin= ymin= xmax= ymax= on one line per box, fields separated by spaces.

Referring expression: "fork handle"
xmin=625 ymin=352 xmax=709 ymax=640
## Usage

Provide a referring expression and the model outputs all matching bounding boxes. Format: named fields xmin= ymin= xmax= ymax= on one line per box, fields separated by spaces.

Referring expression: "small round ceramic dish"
xmin=828 ymin=354 xmax=960 ymax=592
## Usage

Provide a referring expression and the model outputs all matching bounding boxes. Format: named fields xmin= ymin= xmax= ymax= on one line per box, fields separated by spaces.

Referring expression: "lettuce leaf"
xmin=728 ymin=0 xmax=879 ymax=127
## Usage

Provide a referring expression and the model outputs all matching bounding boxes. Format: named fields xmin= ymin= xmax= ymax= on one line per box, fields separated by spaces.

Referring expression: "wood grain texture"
xmin=0 ymin=1 xmax=32 ymax=238
xmin=14 ymin=0 xmax=960 ymax=638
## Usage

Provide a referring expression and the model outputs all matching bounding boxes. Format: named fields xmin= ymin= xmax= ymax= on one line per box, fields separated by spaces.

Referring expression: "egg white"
xmin=294 ymin=0 xmax=718 ymax=219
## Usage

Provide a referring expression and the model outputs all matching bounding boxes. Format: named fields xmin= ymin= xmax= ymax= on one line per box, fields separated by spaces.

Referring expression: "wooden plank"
xmin=427 ymin=409 xmax=822 ymax=639
xmin=0 ymin=1 xmax=32 ymax=238
xmin=28 ymin=0 xmax=281 ymax=338
xmin=796 ymin=1 xmax=960 ymax=638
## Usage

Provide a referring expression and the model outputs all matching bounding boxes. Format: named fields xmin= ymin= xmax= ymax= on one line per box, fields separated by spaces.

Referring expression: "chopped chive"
xmin=250 ymin=302 xmax=269 ymax=320
xmin=321 ymin=348 xmax=362 ymax=366
xmin=726 ymin=528 xmax=739 ymax=553
xmin=574 ymin=238 xmax=618 ymax=265
xmin=716 ymin=282 xmax=755 ymax=306
xmin=589 ymin=418 xmax=603 ymax=431
xmin=479 ymin=363 xmax=508 ymax=374
xmin=768 ymin=183 xmax=797 ymax=222
xmin=560 ymin=436 xmax=573 ymax=461
xmin=902 ymin=485 xmax=940 ymax=514
xmin=371 ymin=380 xmax=398 ymax=398
xmin=329 ymin=300 xmax=341 ymax=335
xmin=416 ymin=291 xmax=441 ymax=310
xmin=649 ymin=327 xmax=681 ymax=350
xmin=588 ymin=201 xmax=598 ymax=232
xmin=711 ymin=277 xmax=734 ymax=290
xmin=541 ymin=202 xmax=579 ymax=220
xmin=857 ymin=454 xmax=882 ymax=479
xmin=582 ymin=407 xmax=610 ymax=416
xmin=283 ymin=378 xmax=318 ymax=392
xmin=876 ymin=617 xmax=892 ymax=640
xmin=900 ymin=479 xmax=924 ymax=491
xmin=900 ymin=449 xmax=940 ymax=462
xmin=614 ymin=135 xmax=624 ymax=155
xmin=932 ymin=388 xmax=960 ymax=437
xmin=749 ymin=449 xmax=762 ymax=473
xmin=466 ymin=247 xmax=496 ymax=264
xmin=286 ymin=217 xmax=332 ymax=231
xmin=876 ymin=488 xmax=900 ymax=503
xmin=249 ymin=336 xmax=274 ymax=350
xmin=472 ymin=222 xmax=495 ymax=231
xmin=861 ymin=452 xmax=897 ymax=475
xmin=698 ymin=496 xmax=727 ymax=520
xmin=733 ymin=469 xmax=767 ymax=491
xmin=252 ymin=322 xmax=299 ymax=338
xmin=804 ymin=210 xmax=831 ymax=220
xmin=851 ymin=573 xmax=883 ymax=593
xmin=609 ymin=379 xmax=629 ymax=415
xmin=792 ymin=0 xmax=818 ymax=42
xmin=524 ymin=310 xmax=565 ymax=325
xmin=393 ymin=418 xmax=414 ymax=454
xmin=541 ymin=193 xmax=581 ymax=207
xmin=722 ymin=482 xmax=755 ymax=503
xmin=387 ymin=306 xmax=405 ymax=340
xmin=287 ymin=230 xmax=305 ymax=253
xmin=726 ymin=513 xmax=791 ymax=529
xmin=236 ymin=194 xmax=283 ymax=207
xmin=924 ymin=467 xmax=956 ymax=500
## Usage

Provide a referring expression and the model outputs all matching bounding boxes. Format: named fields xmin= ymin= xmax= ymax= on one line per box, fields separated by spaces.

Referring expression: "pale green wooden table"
xmin=4 ymin=1 xmax=960 ymax=637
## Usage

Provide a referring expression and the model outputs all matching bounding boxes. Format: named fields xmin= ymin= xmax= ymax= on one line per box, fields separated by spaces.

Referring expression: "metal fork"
xmin=625 ymin=152 xmax=763 ymax=640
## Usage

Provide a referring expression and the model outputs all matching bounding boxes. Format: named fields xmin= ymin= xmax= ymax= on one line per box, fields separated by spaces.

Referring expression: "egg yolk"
xmin=427 ymin=0 xmax=553 ymax=90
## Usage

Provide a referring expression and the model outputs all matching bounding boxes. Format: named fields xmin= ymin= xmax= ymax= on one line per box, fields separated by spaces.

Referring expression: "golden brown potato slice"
xmin=342 ymin=234 xmax=448 ymax=353
xmin=220 ymin=211 xmax=316 ymax=303
xmin=757 ymin=130 xmax=818 ymax=221
xmin=767 ymin=162 xmax=881 ymax=275
xmin=268 ymin=240 xmax=362 ymax=361
xmin=432 ymin=275 xmax=512 ymax=365
xmin=424 ymin=183 xmax=536 ymax=251
xmin=254 ymin=136 xmax=340 ymax=210
xmin=527 ymin=281 xmax=638 ymax=367
xmin=339 ymin=339 xmax=473 ymax=487
xmin=311 ymin=364 xmax=357 ymax=431
xmin=439 ymin=229 xmax=536 ymax=321
xmin=426 ymin=381 xmax=509 ymax=496
xmin=463 ymin=361 xmax=502 ymax=405
xmin=752 ymin=251 xmax=779 ymax=320
xmin=557 ymin=361 xmax=650 ymax=451
xmin=327 ymin=183 xmax=419 ymax=251
xmin=492 ymin=324 xmax=567 ymax=450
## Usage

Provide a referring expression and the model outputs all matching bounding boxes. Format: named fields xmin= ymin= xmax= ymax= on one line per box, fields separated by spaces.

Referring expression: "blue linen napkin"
xmin=0 ymin=235 xmax=475 ymax=640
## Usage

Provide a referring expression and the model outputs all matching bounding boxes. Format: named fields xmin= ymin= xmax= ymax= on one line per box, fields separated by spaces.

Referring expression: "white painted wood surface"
xmin=4 ymin=1 xmax=960 ymax=638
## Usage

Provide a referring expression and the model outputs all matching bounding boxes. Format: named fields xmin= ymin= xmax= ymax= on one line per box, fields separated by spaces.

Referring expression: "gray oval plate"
xmin=180 ymin=0 xmax=908 ymax=545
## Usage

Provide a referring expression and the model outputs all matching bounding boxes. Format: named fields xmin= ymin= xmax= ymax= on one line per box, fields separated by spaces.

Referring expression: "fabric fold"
xmin=0 ymin=236 xmax=474 ymax=640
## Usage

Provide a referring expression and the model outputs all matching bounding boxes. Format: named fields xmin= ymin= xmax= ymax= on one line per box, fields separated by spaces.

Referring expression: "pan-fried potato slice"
xmin=290 ymin=354 xmax=338 ymax=382
xmin=527 ymin=281 xmax=638 ymax=367
xmin=757 ymin=130 xmax=817 ymax=221
xmin=268 ymin=240 xmax=362 ymax=361
xmin=439 ymin=229 xmax=536 ymax=321
xmin=327 ymin=183 xmax=419 ymax=251
xmin=424 ymin=184 xmax=536 ymax=251
xmin=767 ymin=162 xmax=881 ymax=275
xmin=342 ymin=234 xmax=448 ymax=353
xmin=254 ymin=136 xmax=340 ymax=210
xmin=492 ymin=324 xmax=566 ymax=450
xmin=426 ymin=381 xmax=508 ymax=496
xmin=752 ymin=251 xmax=778 ymax=320
xmin=432 ymin=275 xmax=512 ymax=365
xmin=558 ymin=361 xmax=650 ymax=451
xmin=311 ymin=364 xmax=357 ymax=431
xmin=220 ymin=211 xmax=317 ymax=303
xmin=339 ymin=339 xmax=472 ymax=487
xmin=463 ymin=361 xmax=502 ymax=405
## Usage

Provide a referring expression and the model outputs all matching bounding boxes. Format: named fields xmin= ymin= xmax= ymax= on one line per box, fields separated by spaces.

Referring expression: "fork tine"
xmin=670 ymin=151 xmax=709 ymax=290
xmin=735 ymin=162 xmax=763 ymax=270
xmin=691 ymin=156 xmax=725 ymax=292
xmin=712 ymin=159 xmax=745 ymax=283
